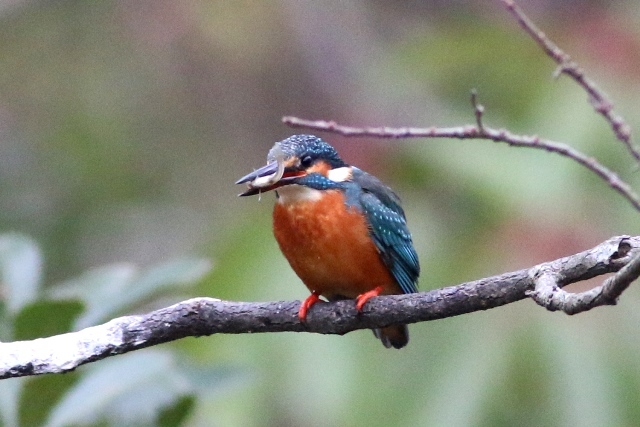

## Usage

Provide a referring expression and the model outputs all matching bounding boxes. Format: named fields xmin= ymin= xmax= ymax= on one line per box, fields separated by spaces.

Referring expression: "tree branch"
xmin=528 ymin=238 xmax=640 ymax=314
xmin=500 ymin=0 xmax=639 ymax=163
xmin=1 ymin=236 xmax=638 ymax=380
xmin=282 ymin=115 xmax=640 ymax=212
xmin=283 ymin=1 xmax=640 ymax=211
xmin=3 ymin=0 xmax=637 ymax=388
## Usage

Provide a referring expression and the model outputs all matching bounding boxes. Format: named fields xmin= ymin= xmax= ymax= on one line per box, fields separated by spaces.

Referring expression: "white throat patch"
xmin=276 ymin=185 xmax=322 ymax=204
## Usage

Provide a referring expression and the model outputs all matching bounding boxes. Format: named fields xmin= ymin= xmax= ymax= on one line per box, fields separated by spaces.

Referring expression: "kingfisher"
xmin=236 ymin=135 xmax=420 ymax=349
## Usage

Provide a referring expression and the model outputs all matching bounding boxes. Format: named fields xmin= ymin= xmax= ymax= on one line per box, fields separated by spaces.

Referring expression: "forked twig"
xmin=283 ymin=114 xmax=640 ymax=212
xmin=500 ymin=0 xmax=639 ymax=163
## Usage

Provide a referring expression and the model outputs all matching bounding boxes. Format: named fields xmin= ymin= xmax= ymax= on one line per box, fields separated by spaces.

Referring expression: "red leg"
xmin=299 ymin=291 xmax=321 ymax=322
xmin=355 ymin=286 xmax=384 ymax=312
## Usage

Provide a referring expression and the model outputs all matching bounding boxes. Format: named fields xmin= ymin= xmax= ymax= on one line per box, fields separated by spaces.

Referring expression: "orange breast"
xmin=273 ymin=190 xmax=401 ymax=299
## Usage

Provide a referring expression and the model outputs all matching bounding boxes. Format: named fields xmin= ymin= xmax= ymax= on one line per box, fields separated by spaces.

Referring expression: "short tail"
xmin=373 ymin=325 xmax=409 ymax=349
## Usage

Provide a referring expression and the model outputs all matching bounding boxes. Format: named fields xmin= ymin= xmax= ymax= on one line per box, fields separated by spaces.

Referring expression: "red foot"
xmin=355 ymin=286 xmax=384 ymax=312
xmin=299 ymin=291 xmax=321 ymax=322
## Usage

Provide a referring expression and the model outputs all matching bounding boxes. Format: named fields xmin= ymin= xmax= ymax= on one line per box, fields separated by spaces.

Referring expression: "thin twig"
xmin=470 ymin=89 xmax=485 ymax=130
xmin=282 ymin=116 xmax=640 ymax=212
xmin=500 ymin=0 xmax=639 ymax=163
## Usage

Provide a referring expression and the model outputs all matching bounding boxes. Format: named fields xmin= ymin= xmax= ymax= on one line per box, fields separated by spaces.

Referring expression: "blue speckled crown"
xmin=268 ymin=135 xmax=346 ymax=168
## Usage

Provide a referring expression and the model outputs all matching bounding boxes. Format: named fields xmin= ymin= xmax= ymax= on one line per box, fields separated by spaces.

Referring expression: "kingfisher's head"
xmin=236 ymin=135 xmax=349 ymax=197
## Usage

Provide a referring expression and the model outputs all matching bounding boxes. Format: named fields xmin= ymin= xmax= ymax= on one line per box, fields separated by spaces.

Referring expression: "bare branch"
xmin=500 ymin=0 xmax=639 ymax=163
xmin=528 ymin=240 xmax=640 ymax=314
xmin=1 ymin=236 xmax=638 ymax=380
xmin=282 ymin=116 xmax=640 ymax=212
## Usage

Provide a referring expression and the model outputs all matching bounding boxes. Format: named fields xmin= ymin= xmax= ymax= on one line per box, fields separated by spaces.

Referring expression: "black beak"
xmin=236 ymin=161 xmax=299 ymax=197
xmin=235 ymin=161 xmax=279 ymax=185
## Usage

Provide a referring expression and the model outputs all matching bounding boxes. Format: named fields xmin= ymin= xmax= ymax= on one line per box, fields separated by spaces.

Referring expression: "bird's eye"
xmin=300 ymin=155 xmax=313 ymax=168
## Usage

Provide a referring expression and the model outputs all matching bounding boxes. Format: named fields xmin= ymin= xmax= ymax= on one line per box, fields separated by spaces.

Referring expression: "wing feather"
xmin=347 ymin=168 xmax=420 ymax=294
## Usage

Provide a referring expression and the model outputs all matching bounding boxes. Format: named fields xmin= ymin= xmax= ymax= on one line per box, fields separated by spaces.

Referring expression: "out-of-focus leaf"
xmin=13 ymin=300 xmax=84 ymax=341
xmin=49 ymin=264 xmax=136 ymax=329
xmin=0 ymin=300 xmax=10 ymax=342
xmin=0 ymin=378 xmax=22 ymax=427
xmin=44 ymin=349 xmax=245 ymax=427
xmin=121 ymin=258 xmax=212 ymax=312
xmin=0 ymin=234 xmax=43 ymax=315
xmin=45 ymin=351 xmax=184 ymax=427
xmin=157 ymin=395 xmax=196 ymax=427
xmin=49 ymin=259 xmax=211 ymax=329
xmin=18 ymin=371 xmax=79 ymax=427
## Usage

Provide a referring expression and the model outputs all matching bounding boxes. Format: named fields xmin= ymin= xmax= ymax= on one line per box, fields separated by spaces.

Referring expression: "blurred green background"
xmin=1 ymin=1 xmax=640 ymax=426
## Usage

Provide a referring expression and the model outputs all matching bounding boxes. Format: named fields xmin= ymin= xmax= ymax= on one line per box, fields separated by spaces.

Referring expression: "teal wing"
xmin=347 ymin=168 xmax=420 ymax=294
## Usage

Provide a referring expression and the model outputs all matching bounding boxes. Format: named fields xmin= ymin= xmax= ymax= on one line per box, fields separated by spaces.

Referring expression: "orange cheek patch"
xmin=306 ymin=161 xmax=331 ymax=177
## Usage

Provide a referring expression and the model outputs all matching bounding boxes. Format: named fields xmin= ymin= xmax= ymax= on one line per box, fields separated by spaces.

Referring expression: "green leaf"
xmin=50 ymin=259 xmax=211 ymax=329
xmin=45 ymin=351 xmax=188 ymax=427
xmin=121 ymin=258 xmax=212 ymax=312
xmin=49 ymin=264 xmax=136 ymax=330
xmin=46 ymin=350 xmax=181 ymax=427
xmin=0 ymin=300 xmax=11 ymax=342
xmin=0 ymin=234 xmax=43 ymax=315
xmin=157 ymin=395 xmax=195 ymax=427
xmin=13 ymin=300 xmax=84 ymax=341
xmin=44 ymin=350 xmax=245 ymax=427
xmin=19 ymin=372 xmax=80 ymax=427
